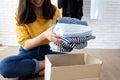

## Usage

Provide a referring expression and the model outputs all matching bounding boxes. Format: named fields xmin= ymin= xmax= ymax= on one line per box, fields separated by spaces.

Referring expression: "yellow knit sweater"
xmin=14 ymin=6 xmax=61 ymax=46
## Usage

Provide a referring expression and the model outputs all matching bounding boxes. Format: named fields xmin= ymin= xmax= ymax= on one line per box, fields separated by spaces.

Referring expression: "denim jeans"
xmin=0 ymin=44 xmax=64 ymax=78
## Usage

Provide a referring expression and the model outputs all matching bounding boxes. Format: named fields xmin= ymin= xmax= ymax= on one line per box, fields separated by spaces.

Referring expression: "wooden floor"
xmin=0 ymin=46 xmax=120 ymax=80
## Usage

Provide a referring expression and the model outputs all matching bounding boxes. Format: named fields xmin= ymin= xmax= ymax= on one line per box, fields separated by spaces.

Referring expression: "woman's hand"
xmin=43 ymin=27 xmax=62 ymax=44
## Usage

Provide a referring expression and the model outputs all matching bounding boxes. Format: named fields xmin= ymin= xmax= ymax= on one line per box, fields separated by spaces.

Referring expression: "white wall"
xmin=83 ymin=0 xmax=120 ymax=49
xmin=0 ymin=0 xmax=19 ymax=46
xmin=0 ymin=0 xmax=120 ymax=49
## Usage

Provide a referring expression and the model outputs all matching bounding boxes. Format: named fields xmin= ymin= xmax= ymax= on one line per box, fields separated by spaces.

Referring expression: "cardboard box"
xmin=45 ymin=53 xmax=102 ymax=80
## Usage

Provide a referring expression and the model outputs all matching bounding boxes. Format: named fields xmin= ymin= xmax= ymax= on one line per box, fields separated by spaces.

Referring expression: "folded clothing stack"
xmin=52 ymin=17 xmax=96 ymax=52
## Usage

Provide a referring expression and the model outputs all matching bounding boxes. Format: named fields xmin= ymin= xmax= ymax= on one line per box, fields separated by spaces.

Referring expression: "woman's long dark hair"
xmin=18 ymin=0 xmax=56 ymax=25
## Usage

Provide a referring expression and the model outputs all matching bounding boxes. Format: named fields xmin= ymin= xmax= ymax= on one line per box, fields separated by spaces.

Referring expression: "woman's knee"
xmin=0 ymin=57 xmax=14 ymax=77
xmin=0 ymin=56 xmax=23 ymax=78
xmin=0 ymin=64 xmax=12 ymax=78
xmin=0 ymin=55 xmax=36 ymax=78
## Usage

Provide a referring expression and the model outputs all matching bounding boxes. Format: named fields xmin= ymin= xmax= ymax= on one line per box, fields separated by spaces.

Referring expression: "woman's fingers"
xmin=44 ymin=27 xmax=62 ymax=44
xmin=51 ymin=34 xmax=62 ymax=44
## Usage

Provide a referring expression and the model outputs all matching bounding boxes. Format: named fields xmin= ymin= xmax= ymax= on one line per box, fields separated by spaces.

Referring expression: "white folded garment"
xmin=53 ymin=23 xmax=92 ymax=37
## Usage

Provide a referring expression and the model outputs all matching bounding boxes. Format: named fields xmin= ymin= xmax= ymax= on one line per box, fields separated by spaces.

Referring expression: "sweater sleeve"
xmin=14 ymin=10 xmax=31 ymax=46
xmin=56 ymin=6 xmax=62 ymax=18
xmin=52 ymin=5 xmax=62 ymax=24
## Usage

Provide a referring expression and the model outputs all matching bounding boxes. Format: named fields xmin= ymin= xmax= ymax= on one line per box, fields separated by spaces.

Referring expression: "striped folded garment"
xmin=54 ymin=35 xmax=95 ymax=52
xmin=52 ymin=17 xmax=96 ymax=52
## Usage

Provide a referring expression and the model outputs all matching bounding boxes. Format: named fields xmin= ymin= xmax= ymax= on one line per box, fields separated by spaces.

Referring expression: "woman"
xmin=0 ymin=0 xmax=63 ymax=78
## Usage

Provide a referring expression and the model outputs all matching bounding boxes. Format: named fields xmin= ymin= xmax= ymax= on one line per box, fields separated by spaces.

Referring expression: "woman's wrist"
xmin=41 ymin=32 xmax=47 ymax=40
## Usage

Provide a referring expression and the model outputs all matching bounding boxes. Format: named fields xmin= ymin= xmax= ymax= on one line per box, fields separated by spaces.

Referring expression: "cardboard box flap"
xmin=85 ymin=54 xmax=102 ymax=64
xmin=45 ymin=56 xmax=52 ymax=80
xmin=50 ymin=64 xmax=101 ymax=80
xmin=46 ymin=54 xmax=85 ymax=66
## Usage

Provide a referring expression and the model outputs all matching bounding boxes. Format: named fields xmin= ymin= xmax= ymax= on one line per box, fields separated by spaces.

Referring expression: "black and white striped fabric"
xmin=54 ymin=35 xmax=95 ymax=52
xmin=61 ymin=35 xmax=95 ymax=44
xmin=52 ymin=17 xmax=96 ymax=52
